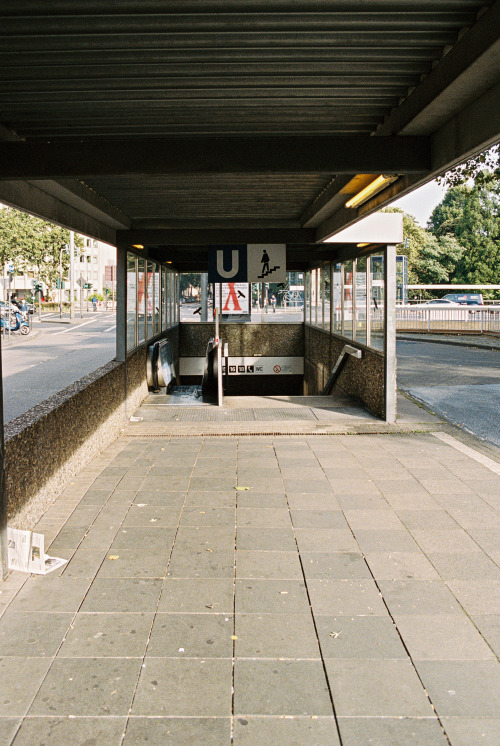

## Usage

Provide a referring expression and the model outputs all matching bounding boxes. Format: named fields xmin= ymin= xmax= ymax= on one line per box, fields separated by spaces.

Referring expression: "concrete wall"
xmin=180 ymin=322 xmax=304 ymax=395
xmin=304 ymin=324 xmax=386 ymax=418
xmin=5 ymin=325 xmax=179 ymax=529
xmin=180 ymin=322 xmax=304 ymax=357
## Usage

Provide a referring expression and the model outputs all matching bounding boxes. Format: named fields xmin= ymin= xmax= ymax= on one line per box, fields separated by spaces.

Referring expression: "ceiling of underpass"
xmin=0 ymin=1 xmax=499 ymax=270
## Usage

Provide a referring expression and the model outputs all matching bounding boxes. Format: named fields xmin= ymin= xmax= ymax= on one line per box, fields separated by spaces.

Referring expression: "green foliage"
xmin=428 ymin=181 xmax=500 ymax=289
xmin=180 ymin=272 xmax=200 ymax=295
xmin=0 ymin=206 xmax=84 ymax=294
xmin=437 ymin=145 xmax=499 ymax=188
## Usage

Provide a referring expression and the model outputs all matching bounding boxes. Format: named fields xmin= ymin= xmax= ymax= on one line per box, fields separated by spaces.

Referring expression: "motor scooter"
xmin=0 ymin=305 xmax=30 ymax=335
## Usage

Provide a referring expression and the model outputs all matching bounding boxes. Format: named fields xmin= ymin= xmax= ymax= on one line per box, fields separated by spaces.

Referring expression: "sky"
xmin=391 ymin=179 xmax=448 ymax=227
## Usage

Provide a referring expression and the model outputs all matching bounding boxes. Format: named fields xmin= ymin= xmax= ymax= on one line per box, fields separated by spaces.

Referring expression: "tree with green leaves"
xmin=0 ymin=206 xmax=84 ymax=297
xmin=428 ymin=181 xmax=499 ymax=288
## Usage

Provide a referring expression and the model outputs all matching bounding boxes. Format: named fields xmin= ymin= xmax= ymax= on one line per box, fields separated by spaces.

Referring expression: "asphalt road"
xmin=1 ymin=312 xmax=116 ymax=424
xmin=397 ymin=339 xmax=500 ymax=447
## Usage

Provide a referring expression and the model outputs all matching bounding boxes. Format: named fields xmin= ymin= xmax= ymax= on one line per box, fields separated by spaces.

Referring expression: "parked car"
xmin=420 ymin=299 xmax=462 ymax=307
xmin=442 ymin=293 xmax=484 ymax=305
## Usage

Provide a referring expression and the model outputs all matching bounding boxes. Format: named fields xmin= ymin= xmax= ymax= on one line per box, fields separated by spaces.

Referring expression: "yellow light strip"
xmin=345 ymin=175 xmax=397 ymax=208
xmin=132 ymin=243 xmax=144 ymax=249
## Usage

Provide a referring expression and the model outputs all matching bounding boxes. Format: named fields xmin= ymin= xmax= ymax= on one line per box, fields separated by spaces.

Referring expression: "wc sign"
xmin=208 ymin=245 xmax=286 ymax=283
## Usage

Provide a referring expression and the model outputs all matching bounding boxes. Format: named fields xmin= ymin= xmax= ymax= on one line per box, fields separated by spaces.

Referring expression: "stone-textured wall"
xmin=304 ymin=325 xmax=386 ymax=418
xmin=180 ymin=322 xmax=304 ymax=357
xmin=5 ymin=325 xmax=179 ymax=529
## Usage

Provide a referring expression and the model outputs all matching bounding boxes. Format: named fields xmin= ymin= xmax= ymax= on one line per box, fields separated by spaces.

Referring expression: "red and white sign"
xmin=214 ymin=283 xmax=250 ymax=314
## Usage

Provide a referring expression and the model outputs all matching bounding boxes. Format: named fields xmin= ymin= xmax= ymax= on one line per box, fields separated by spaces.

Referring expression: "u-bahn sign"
xmin=208 ymin=244 xmax=286 ymax=283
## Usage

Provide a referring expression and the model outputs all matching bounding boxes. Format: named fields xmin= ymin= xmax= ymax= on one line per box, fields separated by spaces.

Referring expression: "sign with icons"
xmin=208 ymin=245 xmax=286 ymax=283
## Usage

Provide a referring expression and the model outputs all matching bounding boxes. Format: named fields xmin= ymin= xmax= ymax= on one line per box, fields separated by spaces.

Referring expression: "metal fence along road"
xmin=396 ymin=306 xmax=500 ymax=334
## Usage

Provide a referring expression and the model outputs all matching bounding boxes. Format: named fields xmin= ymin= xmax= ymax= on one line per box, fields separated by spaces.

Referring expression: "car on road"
xmin=442 ymin=292 xmax=483 ymax=305
xmin=419 ymin=299 xmax=462 ymax=307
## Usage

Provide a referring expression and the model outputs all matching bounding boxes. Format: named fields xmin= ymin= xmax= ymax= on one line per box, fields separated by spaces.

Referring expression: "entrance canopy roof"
xmin=0 ymin=1 xmax=499 ymax=270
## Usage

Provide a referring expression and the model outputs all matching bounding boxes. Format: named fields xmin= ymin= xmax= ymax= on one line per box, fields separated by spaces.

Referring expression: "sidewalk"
xmin=0 ymin=399 xmax=499 ymax=745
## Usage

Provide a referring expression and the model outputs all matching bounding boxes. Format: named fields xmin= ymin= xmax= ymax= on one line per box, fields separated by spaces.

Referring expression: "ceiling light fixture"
xmin=132 ymin=244 xmax=144 ymax=249
xmin=345 ymin=175 xmax=398 ymax=209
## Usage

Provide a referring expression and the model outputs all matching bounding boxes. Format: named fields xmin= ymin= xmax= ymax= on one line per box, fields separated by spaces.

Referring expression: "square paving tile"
xmin=0 ymin=657 xmax=52 ymax=716
xmin=236 ymin=550 xmax=302 ymax=579
xmin=168 ymin=549 xmax=235 ymax=578
xmin=315 ymin=614 xmax=407 ymax=659
xmin=364 ymin=551 xmax=441 ymax=581
xmin=394 ymin=613 xmax=496 ymax=660
xmin=6 ymin=576 xmax=91 ymax=613
xmin=235 ymin=492 xmax=287 ymax=509
xmin=410 ymin=529 xmax=482 ymax=554
xmin=158 ymin=578 xmax=234 ymax=614
xmin=471 ymin=614 xmax=500 ymax=658
xmin=427 ymin=552 xmax=500 ymax=580
xmin=147 ymin=613 xmax=234 ymax=658
xmin=337 ymin=716 xmax=448 ymax=746
xmin=0 ymin=719 xmax=22 ymax=746
xmin=416 ymin=661 xmax=500 ymax=716
xmin=184 ymin=491 xmax=236 ymax=508
xmin=236 ymin=527 xmax=296 ymax=551
xmin=396 ymin=509 xmax=459 ymax=531
xmin=95 ymin=550 xmax=170 ymax=579
xmin=335 ymin=494 xmax=391 ymax=510
xmin=122 ymin=505 xmax=182 ymax=527
xmin=295 ymin=529 xmax=359 ymax=553
xmin=123 ymin=717 xmax=231 ymax=745
xmin=353 ymin=529 xmax=420 ymax=553
xmin=134 ymin=491 xmax=186 ymax=506
xmin=290 ymin=509 xmax=348 ymax=529
xmin=174 ymin=526 xmax=235 ymax=552
xmin=180 ymin=507 xmax=235 ymax=527
xmin=58 ymin=612 xmax=154 ymax=658
xmin=234 ymin=660 xmax=332 ymax=716
xmin=307 ymin=579 xmax=387 ymax=616
xmin=0 ymin=611 xmax=73 ymax=657
xmin=441 ymin=717 xmax=500 ymax=746
xmin=236 ymin=508 xmax=291 ymax=528
xmin=235 ymin=613 xmax=320 ymax=658
xmin=301 ymin=551 xmax=371 ymax=579
xmin=235 ymin=579 xmax=310 ymax=614
xmin=81 ymin=578 xmax=163 ymax=612
xmin=233 ymin=717 xmax=340 ymax=745
xmin=446 ymin=579 xmax=500 ymax=614
xmin=29 ymin=658 xmax=142 ymax=716
xmin=344 ymin=510 xmax=406 ymax=531
xmin=325 ymin=659 xmax=433 ymax=716
xmin=12 ymin=717 xmax=126 ymax=745
xmin=132 ymin=658 xmax=232 ymax=716
xmin=378 ymin=579 xmax=464 ymax=615
xmin=286 ymin=493 xmax=341 ymax=510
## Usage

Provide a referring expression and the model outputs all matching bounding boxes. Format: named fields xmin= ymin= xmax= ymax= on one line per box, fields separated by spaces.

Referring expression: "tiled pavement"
xmin=1 ymin=430 xmax=500 ymax=745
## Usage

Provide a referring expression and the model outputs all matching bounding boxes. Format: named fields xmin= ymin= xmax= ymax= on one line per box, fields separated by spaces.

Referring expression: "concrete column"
xmin=116 ymin=245 xmax=126 ymax=363
xmin=0 ymin=335 xmax=7 ymax=579
xmin=200 ymin=273 xmax=208 ymax=322
xmin=384 ymin=244 xmax=397 ymax=423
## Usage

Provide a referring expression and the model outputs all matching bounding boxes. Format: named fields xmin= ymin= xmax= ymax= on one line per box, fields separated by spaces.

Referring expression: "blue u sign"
xmin=208 ymin=246 xmax=247 ymax=283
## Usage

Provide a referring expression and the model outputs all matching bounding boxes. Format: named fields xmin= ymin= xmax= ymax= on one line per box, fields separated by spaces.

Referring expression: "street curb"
xmin=399 ymin=389 xmax=500 ymax=463
xmin=397 ymin=334 xmax=500 ymax=352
